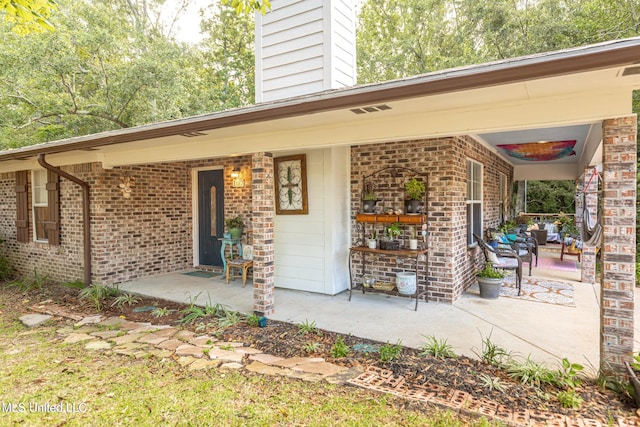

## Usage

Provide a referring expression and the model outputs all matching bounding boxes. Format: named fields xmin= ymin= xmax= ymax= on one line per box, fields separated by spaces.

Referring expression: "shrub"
xmin=419 ymin=335 xmax=457 ymax=359
xmin=379 ymin=341 xmax=402 ymax=362
xmin=557 ymin=390 xmax=584 ymax=409
xmin=506 ymin=356 xmax=555 ymax=388
xmin=331 ymin=336 xmax=349 ymax=358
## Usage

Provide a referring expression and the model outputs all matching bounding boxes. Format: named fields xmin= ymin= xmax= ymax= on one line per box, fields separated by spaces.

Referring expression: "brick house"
xmin=0 ymin=2 xmax=638 ymax=372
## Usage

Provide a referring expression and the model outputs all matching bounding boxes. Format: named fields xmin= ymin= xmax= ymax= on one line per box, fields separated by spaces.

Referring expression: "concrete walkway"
xmin=119 ymin=255 xmax=612 ymax=375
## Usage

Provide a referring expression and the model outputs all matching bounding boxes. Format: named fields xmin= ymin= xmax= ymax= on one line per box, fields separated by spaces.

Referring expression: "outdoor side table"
xmin=219 ymin=237 xmax=242 ymax=272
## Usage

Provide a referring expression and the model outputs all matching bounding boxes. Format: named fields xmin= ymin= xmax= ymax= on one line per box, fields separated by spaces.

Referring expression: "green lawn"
xmin=0 ymin=298 xmax=498 ymax=426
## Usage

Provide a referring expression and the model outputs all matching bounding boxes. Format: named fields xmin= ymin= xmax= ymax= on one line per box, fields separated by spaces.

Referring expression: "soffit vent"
xmin=350 ymin=104 xmax=392 ymax=115
xmin=622 ymin=66 xmax=640 ymax=76
xmin=180 ymin=131 xmax=207 ymax=138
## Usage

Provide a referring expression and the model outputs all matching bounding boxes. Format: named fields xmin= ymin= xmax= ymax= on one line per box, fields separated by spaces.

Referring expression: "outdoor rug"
xmin=527 ymin=256 xmax=577 ymax=272
xmin=469 ymin=275 xmax=575 ymax=307
xmin=181 ymin=270 xmax=221 ymax=278
xmin=501 ymin=275 xmax=575 ymax=307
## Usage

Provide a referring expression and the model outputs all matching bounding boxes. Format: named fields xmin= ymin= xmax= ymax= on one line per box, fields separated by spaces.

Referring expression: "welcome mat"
xmin=181 ymin=270 xmax=221 ymax=278
xmin=528 ymin=256 xmax=577 ymax=272
xmin=469 ymin=275 xmax=575 ymax=307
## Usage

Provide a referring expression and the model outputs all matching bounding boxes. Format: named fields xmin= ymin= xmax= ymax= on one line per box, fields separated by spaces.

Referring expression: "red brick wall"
xmin=0 ymin=157 xmax=253 ymax=286
xmin=351 ymin=136 xmax=512 ymax=303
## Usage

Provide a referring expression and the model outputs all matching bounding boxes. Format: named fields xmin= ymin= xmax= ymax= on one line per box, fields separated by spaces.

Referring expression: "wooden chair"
xmin=225 ymin=244 xmax=253 ymax=287
xmin=474 ymin=233 xmax=522 ymax=295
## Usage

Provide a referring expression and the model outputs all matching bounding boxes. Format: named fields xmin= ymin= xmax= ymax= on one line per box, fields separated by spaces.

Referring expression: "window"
xmin=32 ymin=170 xmax=49 ymax=242
xmin=499 ymin=173 xmax=508 ymax=224
xmin=466 ymin=159 xmax=482 ymax=245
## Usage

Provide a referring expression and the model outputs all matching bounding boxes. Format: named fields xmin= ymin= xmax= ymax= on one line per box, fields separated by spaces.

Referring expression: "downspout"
xmin=37 ymin=155 xmax=92 ymax=287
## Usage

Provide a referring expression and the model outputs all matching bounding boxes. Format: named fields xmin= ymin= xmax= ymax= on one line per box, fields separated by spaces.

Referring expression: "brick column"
xmin=600 ymin=116 xmax=636 ymax=375
xmin=580 ymin=167 xmax=597 ymax=284
xmin=251 ymin=152 xmax=275 ymax=315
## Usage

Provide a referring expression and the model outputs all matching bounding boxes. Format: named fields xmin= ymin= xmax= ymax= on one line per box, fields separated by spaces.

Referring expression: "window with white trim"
xmin=32 ymin=170 xmax=49 ymax=242
xmin=466 ymin=159 xmax=482 ymax=245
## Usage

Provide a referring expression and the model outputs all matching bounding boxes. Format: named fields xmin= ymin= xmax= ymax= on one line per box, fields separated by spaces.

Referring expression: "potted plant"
xmin=380 ymin=222 xmax=401 ymax=250
xmin=408 ymin=226 xmax=418 ymax=250
xmin=362 ymin=181 xmax=378 ymax=214
xmin=404 ymin=178 xmax=425 ymax=214
xmin=225 ymin=216 xmax=244 ymax=239
xmin=476 ymin=262 xmax=506 ymax=299
xmin=367 ymin=230 xmax=377 ymax=249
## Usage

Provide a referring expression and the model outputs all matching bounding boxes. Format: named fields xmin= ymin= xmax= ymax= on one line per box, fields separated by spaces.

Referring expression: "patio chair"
xmin=513 ymin=232 xmax=537 ymax=274
xmin=225 ymin=245 xmax=253 ymax=287
xmin=473 ymin=233 xmax=522 ymax=295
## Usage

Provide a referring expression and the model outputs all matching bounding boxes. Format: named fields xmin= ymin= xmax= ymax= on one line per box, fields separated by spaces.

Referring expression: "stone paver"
xmin=20 ymin=314 xmax=52 ymax=328
xmin=90 ymin=330 xmax=121 ymax=339
xmin=75 ymin=315 xmax=103 ymax=327
xmin=85 ymin=341 xmax=112 ymax=350
xmin=111 ymin=333 xmax=144 ymax=346
xmin=220 ymin=362 xmax=243 ymax=370
xmin=235 ymin=347 xmax=263 ymax=355
xmin=248 ymin=353 xmax=285 ymax=365
xmin=292 ymin=361 xmax=346 ymax=377
xmin=153 ymin=327 xmax=178 ymax=338
xmin=188 ymin=359 xmax=221 ymax=371
xmin=177 ymin=356 xmax=197 ymax=367
xmin=245 ymin=361 xmax=286 ymax=376
xmin=136 ymin=333 xmax=169 ymax=345
xmin=208 ymin=348 xmax=244 ymax=363
xmin=175 ymin=344 xmax=204 ymax=358
xmin=63 ymin=333 xmax=95 ymax=344
xmin=112 ymin=342 xmax=148 ymax=356
xmin=147 ymin=349 xmax=173 ymax=359
xmin=271 ymin=356 xmax=322 ymax=368
xmin=173 ymin=330 xmax=196 ymax=342
xmin=156 ymin=339 xmax=185 ymax=351
xmin=189 ymin=336 xmax=217 ymax=347
xmin=73 ymin=325 xmax=101 ymax=334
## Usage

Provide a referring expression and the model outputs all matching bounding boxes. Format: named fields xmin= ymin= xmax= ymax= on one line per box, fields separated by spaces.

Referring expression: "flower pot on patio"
xmin=396 ymin=272 xmax=416 ymax=295
xmin=476 ymin=262 xmax=506 ymax=299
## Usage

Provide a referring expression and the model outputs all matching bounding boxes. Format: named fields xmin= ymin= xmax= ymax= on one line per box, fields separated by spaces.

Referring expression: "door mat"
xmin=181 ymin=270 xmax=221 ymax=278
xmin=528 ymin=256 xmax=577 ymax=272
xmin=469 ymin=275 xmax=575 ymax=307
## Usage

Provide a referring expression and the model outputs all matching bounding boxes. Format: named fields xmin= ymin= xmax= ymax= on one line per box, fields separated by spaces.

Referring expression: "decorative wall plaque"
xmin=274 ymin=154 xmax=308 ymax=215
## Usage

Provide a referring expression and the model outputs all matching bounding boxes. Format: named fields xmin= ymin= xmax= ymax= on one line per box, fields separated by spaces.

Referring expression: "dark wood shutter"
xmin=45 ymin=170 xmax=60 ymax=245
xmin=15 ymin=171 xmax=29 ymax=242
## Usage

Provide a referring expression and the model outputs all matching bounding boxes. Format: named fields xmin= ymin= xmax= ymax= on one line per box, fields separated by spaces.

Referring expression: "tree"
xmin=222 ymin=0 xmax=270 ymax=15
xmin=1 ymin=0 xmax=57 ymax=34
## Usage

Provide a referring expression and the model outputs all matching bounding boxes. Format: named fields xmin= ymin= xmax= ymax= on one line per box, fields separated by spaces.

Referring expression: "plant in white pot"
xmin=408 ymin=226 xmax=418 ymax=250
xmin=367 ymin=230 xmax=377 ymax=249
xmin=476 ymin=262 xmax=506 ymax=299
xmin=404 ymin=178 xmax=425 ymax=214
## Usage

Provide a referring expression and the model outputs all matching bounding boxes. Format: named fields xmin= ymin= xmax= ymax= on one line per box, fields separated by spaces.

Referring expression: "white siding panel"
xmin=275 ymin=276 xmax=323 ymax=292
xmin=263 ymin=70 xmax=324 ymax=92
xmin=263 ymin=32 xmax=323 ymax=58
xmin=264 ymin=0 xmax=322 ymax=26
xmin=261 ymin=83 xmax=325 ymax=102
xmin=263 ymin=19 xmax=323 ymax=47
xmin=262 ymin=8 xmax=323 ymax=36
xmin=262 ymin=57 xmax=324 ymax=81
xmin=275 ymin=243 xmax=324 ymax=258
xmin=262 ymin=46 xmax=323 ymax=70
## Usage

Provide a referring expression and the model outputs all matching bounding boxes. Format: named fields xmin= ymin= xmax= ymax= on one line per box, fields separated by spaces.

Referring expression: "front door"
xmin=198 ymin=170 xmax=224 ymax=266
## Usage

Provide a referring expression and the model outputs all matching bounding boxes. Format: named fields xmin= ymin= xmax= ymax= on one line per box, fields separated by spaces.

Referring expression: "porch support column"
xmin=579 ymin=167 xmax=597 ymax=285
xmin=251 ymin=152 xmax=275 ymax=315
xmin=600 ymin=116 xmax=636 ymax=375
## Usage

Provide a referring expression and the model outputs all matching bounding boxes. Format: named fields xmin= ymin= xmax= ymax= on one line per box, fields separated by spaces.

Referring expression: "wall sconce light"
xmin=119 ymin=176 xmax=135 ymax=198
xmin=231 ymin=167 xmax=244 ymax=188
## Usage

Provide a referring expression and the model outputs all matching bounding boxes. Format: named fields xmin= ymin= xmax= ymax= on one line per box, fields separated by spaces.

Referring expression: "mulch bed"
xmin=5 ymin=281 xmax=638 ymax=422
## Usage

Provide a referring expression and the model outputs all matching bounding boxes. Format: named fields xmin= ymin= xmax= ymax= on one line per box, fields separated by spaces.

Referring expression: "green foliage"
xmin=379 ymin=340 xmax=402 ymax=362
xmin=475 ymin=332 xmax=512 ymax=367
xmin=224 ymin=216 xmax=244 ymax=229
xmin=61 ymin=280 xmax=85 ymax=289
xmin=246 ymin=313 xmax=261 ymax=327
xmin=150 ymin=307 xmax=175 ymax=318
xmin=506 ymin=356 xmax=555 ymax=388
xmin=78 ymin=284 xmax=119 ymax=311
xmin=217 ymin=310 xmax=243 ymax=328
xmin=404 ymin=178 xmax=426 ymax=201
xmin=478 ymin=373 xmax=507 ymax=393
xmin=302 ymin=342 xmax=321 ymax=354
xmin=556 ymin=389 xmax=584 ymax=409
xmin=0 ymin=255 xmax=14 ymax=281
xmin=110 ymin=293 xmax=141 ymax=309
xmin=330 ymin=336 xmax=350 ymax=358
xmin=222 ymin=0 xmax=271 ymax=15
xmin=180 ymin=292 xmax=230 ymax=325
xmin=296 ymin=319 xmax=319 ymax=336
xmin=477 ymin=263 xmax=506 ymax=279
xmin=1 ymin=0 xmax=57 ymax=34
xmin=383 ymin=222 xmax=402 ymax=240
xmin=7 ymin=268 xmax=48 ymax=291
xmin=554 ymin=358 xmax=583 ymax=390
xmin=419 ymin=335 xmax=457 ymax=359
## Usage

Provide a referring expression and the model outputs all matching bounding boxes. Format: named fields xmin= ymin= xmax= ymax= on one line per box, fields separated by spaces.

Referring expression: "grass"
xmin=0 ymin=310 xmax=498 ymax=426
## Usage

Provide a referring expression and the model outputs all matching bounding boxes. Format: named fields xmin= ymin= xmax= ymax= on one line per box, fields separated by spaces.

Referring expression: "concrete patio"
xmin=118 ymin=250 xmax=639 ymax=376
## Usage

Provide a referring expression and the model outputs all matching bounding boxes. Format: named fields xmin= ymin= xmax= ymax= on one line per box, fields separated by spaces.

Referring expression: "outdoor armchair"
xmin=473 ymin=233 xmax=522 ymax=295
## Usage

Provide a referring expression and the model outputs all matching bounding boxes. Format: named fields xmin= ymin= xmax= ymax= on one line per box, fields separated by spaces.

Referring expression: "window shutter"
xmin=45 ymin=170 xmax=60 ymax=245
xmin=15 ymin=171 xmax=29 ymax=242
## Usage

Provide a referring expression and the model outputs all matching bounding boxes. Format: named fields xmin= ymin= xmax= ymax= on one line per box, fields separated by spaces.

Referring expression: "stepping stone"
xmin=120 ymin=322 xmax=152 ymax=331
xmin=147 ymin=349 xmax=173 ymax=359
xmin=217 ymin=342 xmax=244 ymax=348
xmin=73 ymin=325 xmax=101 ymax=334
xmin=85 ymin=341 xmax=112 ymax=351
xmin=113 ymin=343 xmax=148 ymax=356
xmin=156 ymin=339 xmax=184 ymax=351
xmin=136 ymin=334 xmax=169 ymax=346
xmin=153 ymin=327 xmax=178 ymax=338
xmin=292 ymin=361 xmax=347 ymax=377
xmin=174 ymin=330 xmax=196 ymax=342
xmin=63 ymin=333 xmax=95 ymax=344
xmin=325 ymin=366 xmax=365 ymax=385
xmin=74 ymin=315 xmax=103 ymax=327
xmin=248 ymin=354 xmax=285 ymax=365
xmin=188 ymin=359 xmax=220 ymax=371
xmin=272 ymin=357 xmax=323 ymax=368
xmin=56 ymin=326 xmax=74 ymax=335
xmin=234 ymin=347 xmax=262 ymax=355
xmin=129 ymin=325 xmax=163 ymax=334
xmin=245 ymin=361 xmax=286 ymax=376
xmin=111 ymin=333 xmax=144 ymax=346
xmin=177 ymin=356 xmax=197 ymax=367
xmin=175 ymin=344 xmax=204 ymax=358
xmin=189 ymin=336 xmax=217 ymax=347
xmin=90 ymin=330 xmax=121 ymax=339
xmin=19 ymin=314 xmax=52 ymax=328
xmin=208 ymin=348 xmax=244 ymax=363
xmin=220 ymin=362 xmax=243 ymax=370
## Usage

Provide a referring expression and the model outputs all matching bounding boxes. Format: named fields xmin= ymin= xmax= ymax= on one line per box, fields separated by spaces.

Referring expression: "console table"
xmin=219 ymin=237 xmax=242 ymax=272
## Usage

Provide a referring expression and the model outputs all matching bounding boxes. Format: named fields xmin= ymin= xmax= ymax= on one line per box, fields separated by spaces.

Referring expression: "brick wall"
xmin=0 ymin=156 xmax=253 ymax=286
xmin=351 ymin=136 xmax=512 ymax=303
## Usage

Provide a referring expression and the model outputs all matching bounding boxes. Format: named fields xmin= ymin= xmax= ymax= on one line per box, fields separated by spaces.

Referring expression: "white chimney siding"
xmin=255 ymin=0 xmax=356 ymax=103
